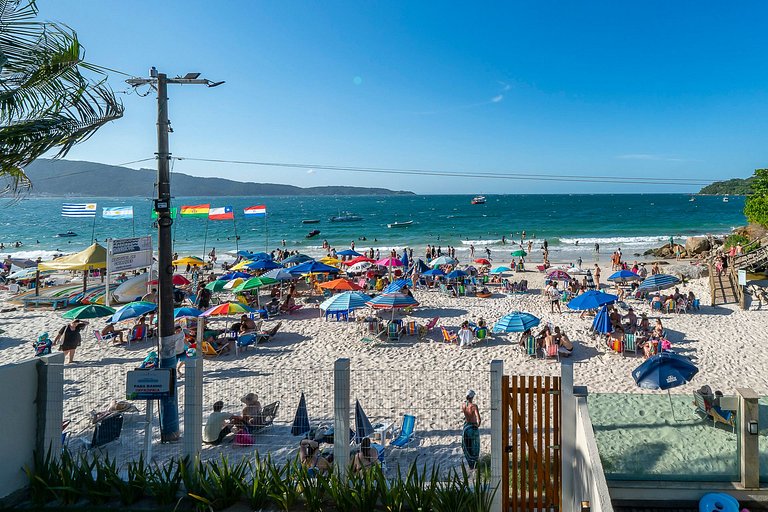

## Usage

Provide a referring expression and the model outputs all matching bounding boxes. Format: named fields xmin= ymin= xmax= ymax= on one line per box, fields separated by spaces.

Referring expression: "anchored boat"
xmin=387 ymin=220 xmax=413 ymax=228
xmin=471 ymin=196 xmax=486 ymax=205
xmin=329 ymin=211 xmax=363 ymax=222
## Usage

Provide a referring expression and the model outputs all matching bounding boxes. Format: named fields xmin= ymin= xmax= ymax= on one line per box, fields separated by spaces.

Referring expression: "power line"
xmin=172 ymin=156 xmax=712 ymax=186
xmin=33 ymin=157 xmax=156 ymax=181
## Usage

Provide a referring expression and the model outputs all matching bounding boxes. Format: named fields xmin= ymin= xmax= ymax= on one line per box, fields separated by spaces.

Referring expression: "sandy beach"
xmin=1 ymin=258 xmax=766 ymax=472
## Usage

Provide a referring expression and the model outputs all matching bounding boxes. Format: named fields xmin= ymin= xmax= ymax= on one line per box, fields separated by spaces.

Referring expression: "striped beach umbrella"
xmin=201 ymin=302 xmax=256 ymax=317
xmin=430 ymin=256 xmax=457 ymax=267
xmin=366 ymin=292 xmax=419 ymax=309
xmin=383 ymin=278 xmax=412 ymax=293
xmin=320 ymin=291 xmax=372 ymax=312
xmin=492 ymin=311 xmax=540 ymax=333
xmin=62 ymin=304 xmax=116 ymax=320
xmin=638 ymin=274 xmax=680 ymax=292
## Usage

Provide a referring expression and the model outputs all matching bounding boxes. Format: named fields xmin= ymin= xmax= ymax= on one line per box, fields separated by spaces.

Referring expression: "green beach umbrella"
xmin=232 ymin=276 xmax=278 ymax=293
xmin=62 ymin=304 xmax=116 ymax=320
xmin=205 ymin=280 xmax=229 ymax=292
xmin=510 ymin=249 xmax=527 ymax=257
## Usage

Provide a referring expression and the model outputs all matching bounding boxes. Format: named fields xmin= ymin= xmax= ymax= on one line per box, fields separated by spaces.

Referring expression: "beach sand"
xmin=2 ymin=259 xmax=766 ymax=472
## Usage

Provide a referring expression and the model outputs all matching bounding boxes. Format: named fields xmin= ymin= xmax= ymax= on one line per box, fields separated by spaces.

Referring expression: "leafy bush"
xmin=723 ymin=234 xmax=751 ymax=250
xmin=745 ymin=169 xmax=768 ymax=228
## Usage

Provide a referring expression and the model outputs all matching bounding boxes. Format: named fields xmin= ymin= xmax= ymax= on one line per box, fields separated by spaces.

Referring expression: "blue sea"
xmin=0 ymin=194 xmax=746 ymax=263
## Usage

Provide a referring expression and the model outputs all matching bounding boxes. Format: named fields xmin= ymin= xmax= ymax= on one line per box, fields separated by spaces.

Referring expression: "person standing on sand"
xmin=461 ymin=390 xmax=481 ymax=470
xmin=54 ymin=319 xmax=87 ymax=364
xmin=594 ymin=264 xmax=601 ymax=289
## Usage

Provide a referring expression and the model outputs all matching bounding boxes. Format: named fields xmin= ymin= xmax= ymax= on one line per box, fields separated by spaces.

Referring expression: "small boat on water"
xmin=56 ymin=231 xmax=78 ymax=238
xmin=689 ymin=196 xmax=696 ymax=202
xmin=306 ymin=229 xmax=321 ymax=238
xmin=329 ymin=211 xmax=363 ymax=222
xmin=723 ymin=196 xmax=729 ymax=203
xmin=387 ymin=220 xmax=413 ymax=228
xmin=302 ymin=219 xmax=321 ymax=224
xmin=471 ymin=196 xmax=486 ymax=205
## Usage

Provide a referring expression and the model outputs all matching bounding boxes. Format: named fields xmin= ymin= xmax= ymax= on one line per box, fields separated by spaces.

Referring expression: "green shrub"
xmin=239 ymin=455 xmax=273 ymax=510
xmin=146 ymin=459 xmax=182 ymax=506
xmin=723 ymin=234 xmax=751 ymax=250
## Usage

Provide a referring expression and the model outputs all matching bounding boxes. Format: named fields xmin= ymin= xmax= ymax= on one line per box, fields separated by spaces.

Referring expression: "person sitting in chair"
xmin=267 ymin=296 xmax=281 ymax=316
xmin=353 ymin=437 xmax=379 ymax=473
xmin=101 ymin=322 xmax=125 ymax=344
xmin=299 ymin=438 xmax=332 ymax=476
xmin=203 ymin=400 xmax=233 ymax=445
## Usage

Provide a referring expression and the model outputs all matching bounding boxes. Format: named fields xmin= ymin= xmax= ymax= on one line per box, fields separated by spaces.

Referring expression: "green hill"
xmin=23 ymin=159 xmax=415 ymax=197
xmin=698 ymin=176 xmax=754 ymax=196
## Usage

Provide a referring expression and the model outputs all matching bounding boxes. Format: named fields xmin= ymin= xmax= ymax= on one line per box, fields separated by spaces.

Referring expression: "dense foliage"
xmin=0 ymin=0 xmax=123 ymax=194
xmin=698 ymin=176 xmax=755 ymax=195
xmin=24 ymin=449 xmax=497 ymax=511
xmin=744 ymin=169 xmax=768 ymax=228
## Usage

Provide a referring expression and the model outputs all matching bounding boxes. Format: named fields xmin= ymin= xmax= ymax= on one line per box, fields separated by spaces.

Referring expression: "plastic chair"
xmin=525 ymin=335 xmax=538 ymax=357
xmin=623 ymin=334 xmax=638 ymax=356
xmin=390 ymin=414 xmax=417 ymax=448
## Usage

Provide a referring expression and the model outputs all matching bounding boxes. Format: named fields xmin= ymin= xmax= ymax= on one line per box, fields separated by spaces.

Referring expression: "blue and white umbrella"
xmin=110 ymin=301 xmax=157 ymax=323
xmin=422 ymin=268 xmax=445 ymax=277
xmin=383 ymin=278 xmax=412 ymax=293
xmin=591 ymin=305 xmax=612 ymax=334
xmin=245 ymin=259 xmax=283 ymax=271
xmin=446 ymin=269 xmax=468 ymax=280
xmin=492 ymin=311 xmax=540 ymax=333
xmin=607 ymin=270 xmax=642 ymax=283
xmin=567 ymin=290 xmax=618 ymax=311
xmin=638 ymin=274 xmax=680 ymax=292
xmin=430 ymin=256 xmax=457 ymax=267
xmin=337 ymin=249 xmax=362 ymax=257
xmin=320 ymin=291 xmax=372 ymax=312
xmin=366 ymin=292 xmax=419 ymax=309
xmin=262 ymin=268 xmax=295 ymax=281
xmin=288 ymin=260 xmax=341 ymax=275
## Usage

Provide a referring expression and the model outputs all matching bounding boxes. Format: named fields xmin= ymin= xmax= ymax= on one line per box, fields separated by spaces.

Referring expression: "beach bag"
xmin=234 ymin=431 xmax=254 ymax=446
xmin=611 ymin=339 xmax=623 ymax=353
xmin=661 ymin=339 xmax=672 ymax=351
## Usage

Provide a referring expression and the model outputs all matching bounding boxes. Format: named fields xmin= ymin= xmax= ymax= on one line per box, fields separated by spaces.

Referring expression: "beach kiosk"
xmin=37 ymin=243 xmax=107 ymax=295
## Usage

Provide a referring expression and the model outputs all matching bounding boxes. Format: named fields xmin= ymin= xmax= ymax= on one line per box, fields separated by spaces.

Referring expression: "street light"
xmin=127 ymin=69 xmax=223 ymax=442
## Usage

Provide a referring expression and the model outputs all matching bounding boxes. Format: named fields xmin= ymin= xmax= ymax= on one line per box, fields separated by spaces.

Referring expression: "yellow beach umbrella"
xmin=223 ymin=278 xmax=245 ymax=290
xmin=231 ymin=259 xmax=253 ymax=270
xmin=173 ymin=255 xmax=205 ymax=267
xmin=319 ymin=257 xmax=341 ymax=266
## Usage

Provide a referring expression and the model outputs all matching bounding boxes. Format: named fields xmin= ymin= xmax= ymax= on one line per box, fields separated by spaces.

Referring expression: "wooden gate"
xmin=502 ymin=375 xmax=561 ymax=511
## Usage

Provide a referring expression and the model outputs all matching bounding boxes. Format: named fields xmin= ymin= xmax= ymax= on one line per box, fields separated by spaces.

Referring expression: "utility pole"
xmin=127 ymin=69 xmax=224 ymax=442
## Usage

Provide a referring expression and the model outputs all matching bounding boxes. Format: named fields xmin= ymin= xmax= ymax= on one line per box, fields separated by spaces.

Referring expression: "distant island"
xmin=23 ymin=159 xmax=415 ymax=197
xmin=698 ymin=176 xmax=754 ymax=196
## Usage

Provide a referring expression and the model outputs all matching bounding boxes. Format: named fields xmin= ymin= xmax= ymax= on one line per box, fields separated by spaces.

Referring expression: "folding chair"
xmin=623 ymin=333 xmax=639 ymax=356
xmin=390 ymin=414 xmax=417 ymax=448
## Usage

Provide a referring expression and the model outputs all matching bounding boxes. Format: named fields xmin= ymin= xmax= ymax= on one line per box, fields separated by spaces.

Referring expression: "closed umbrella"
xmin=585 ymin=270 xmax=596 ymax=290
xmin=110 ymin=301 xmax=157 ymax=323
xmin=492 ymin=311 xmax=540 ymax=333
xmin=633 ymin=352 xmax=699 ymax=421
xmin=567 ymin=290 xmax=618 ymax=310
xmin=291 ymin=392 xmax=311 ymax=436
xmin=62 ymin=304 xmax=116 ymax=320
xmin=354 ymin=399 xmax=375 ymax=444
xmin=401 ymin=251 xmax=409 ymax=270
xmin=638 ymin=274 xmax=680 ymax=292
xmin=414 ymin=259 xmax=430 ymax=273
xmin=591 ymin=305 xmax=612 ymax=334
xmin=320 ymin=291 xmax=372 ymax=313
xmin=608 ymin=270 xmax=642 ymax=283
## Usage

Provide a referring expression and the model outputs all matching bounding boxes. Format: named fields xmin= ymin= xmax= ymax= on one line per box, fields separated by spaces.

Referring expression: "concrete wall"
xmin=0 ymin=353 xmax=63 ymax=500
xmin=574 ymin=394 xmax=613 ymax=512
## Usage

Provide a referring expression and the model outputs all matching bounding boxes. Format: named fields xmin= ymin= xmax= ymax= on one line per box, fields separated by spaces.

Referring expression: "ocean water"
xmin=0 ymin=194 xmax=746 ymax=263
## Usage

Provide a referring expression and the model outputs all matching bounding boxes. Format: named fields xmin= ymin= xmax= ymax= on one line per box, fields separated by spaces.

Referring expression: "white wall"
xmin=574 ymin=395 xmax=613 ymax=512
xmin=0 ymin=353 xmax=63 ymax=500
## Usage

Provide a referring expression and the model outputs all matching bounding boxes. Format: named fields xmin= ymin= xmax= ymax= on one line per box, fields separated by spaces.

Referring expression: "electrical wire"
xmin=33 ymin=157 xmax=156 ymax=181
xmin=172 ymin=156 xmax=712 ymax=186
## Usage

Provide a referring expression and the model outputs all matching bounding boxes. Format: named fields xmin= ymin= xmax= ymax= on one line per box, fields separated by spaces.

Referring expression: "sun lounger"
xmin=440 ymin=327 xmax=458 ymax=344
xmin=693 ymin=387 xmax=736 ymax=432
xmin=202 ymin=340 xmax=228 ymax=357
xmin=390 ymin=414 xmax=416 ymax=448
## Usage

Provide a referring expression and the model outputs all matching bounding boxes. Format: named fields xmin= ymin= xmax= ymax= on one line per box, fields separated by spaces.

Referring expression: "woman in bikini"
xmin=352 ymin=437 xmax=379 ymax=473
xmin=299 ymin=439 xmax=331 ymax=476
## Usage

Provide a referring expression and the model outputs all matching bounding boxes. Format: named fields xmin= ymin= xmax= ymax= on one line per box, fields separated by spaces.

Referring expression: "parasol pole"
xmin=667 ymin=389 xmax=679 ymax=422
xmin=91 ymin=213 xmax=97 ymax=244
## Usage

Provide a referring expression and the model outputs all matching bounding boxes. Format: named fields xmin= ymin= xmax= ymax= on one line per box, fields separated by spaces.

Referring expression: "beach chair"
xmin=418 ymin=316 xmax=439 ymax=341
xmin=525 ymin=335 xmax=538 ymax=357
xmin=235 ymin=333 xmax=258 ymax=354
xmin=475 ymin=327 xmax=488 ymax=340
xmin=256 ymin=321 xmax=283 ymax=343
xmin=543 ymin=342 xmax=560 ymax=362
xmin=623 ymin=333 xmax=639 ymax=356
xmin=82 ymin=413 xmax=124 ymax=451
xmin=405 ymin=320 xmax=418 ymax=337
xmin=440 ymin=327 xmax=458 ymax=344
xmin=676 ymin=299 xmax=688 ymax=314
xmin=246 ymin=401 xmax=280 ymax=434
xmin=693 ymin=388 xmax=736 ymax=432
xmin=201 ymin=341 xmax=227 ymax=357
xmin=651 ymin=300 xmax=662 ymax=311
xmin=664 ymin=300 xmax=676 ymax=314
xmin=387 ymin=321 xmax=403 ymax=342
xmin=130 ymin=324 xmax=148 ymax=343
xmin=390 ymin=414 xmax=417 ymax=448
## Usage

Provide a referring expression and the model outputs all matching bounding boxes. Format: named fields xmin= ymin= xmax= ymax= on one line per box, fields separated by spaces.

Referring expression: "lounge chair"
xmin=246 ymin=401 xmax=280 ymax=434
xmin=82 ymin=413 xmax=124 ymax=451
xmin=693 ymin=387 xmax=736 ymax=432
xmin=235 ymin=333 xmax=258 ymax=354
xmin=543 ymin=342 xmax=559 ymax=362
xmin=623 ymin=333 xmax=639 ymax=356
xmin=387 ymin=321 xmax=403 ymax=342
xmin=256 ymin=321 xmax=283 ymax=343
xmin=525 ymin=335 xmax=538 ymax=357
xmin=676 ymin=299 xmax=688 ymax=314
xmin=390 ymin=414 xmax=416 ymax=448
xmin=201 ymin=340 xmax=227 ymax=357
xmin=418 ymin=316 xmax=439 ymax=341
xmin=440 ymin=327 xmax=458 ymax=344
xmin=405 ymin=320 xmax=418 ymax=337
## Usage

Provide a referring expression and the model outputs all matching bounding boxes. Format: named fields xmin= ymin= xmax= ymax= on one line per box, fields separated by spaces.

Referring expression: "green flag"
xmin=151 ymin=207 xmax=178 ymax=220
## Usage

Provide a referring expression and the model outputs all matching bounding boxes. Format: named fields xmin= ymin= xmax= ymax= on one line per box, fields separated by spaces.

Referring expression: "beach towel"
xmin=462 ymin=422 xmax=480 ymax=469
xmin=34 ymin=333 xmax=52 ymax=357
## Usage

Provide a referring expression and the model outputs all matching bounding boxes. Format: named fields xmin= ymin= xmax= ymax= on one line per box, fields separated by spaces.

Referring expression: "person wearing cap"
xmin=461 ymin=389 xmax=481 ymax=470
xmin=203 ymin=400 xmax=234 ymax=444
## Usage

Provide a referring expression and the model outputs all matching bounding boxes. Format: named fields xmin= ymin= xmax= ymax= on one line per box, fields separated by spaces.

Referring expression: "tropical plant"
xmin=239 ymin=455 xmax=273 ymax=510
xmin=187 ymin=455 xmax=248 ymax=511
xmin=146 ymin=459 xmax=182 ymax=506
xmin=0 ymin=0 xmax=123 ymax=194
xmin=105 ymin=454 xmax=148 ymax=505
xmin=24 ymin=448 xmax=61 ymax=505
xmin=745 ymin=169 xmax=768 ymax=228
xmin=266 ymin=459 xmax=300 ymax=511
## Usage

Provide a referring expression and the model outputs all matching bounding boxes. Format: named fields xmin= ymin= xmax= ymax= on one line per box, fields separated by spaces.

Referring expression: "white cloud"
xmin=491 ymin=94 xmax=504 ymax=103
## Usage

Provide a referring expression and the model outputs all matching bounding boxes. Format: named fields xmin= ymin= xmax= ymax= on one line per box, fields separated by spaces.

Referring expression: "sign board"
xmin=126 ymin=369 xmax=175 ymax=400
xmin=738 ymin=269 xmax=747 ymax=286
xmin=108 ymin=236 xmax=153 ymax=273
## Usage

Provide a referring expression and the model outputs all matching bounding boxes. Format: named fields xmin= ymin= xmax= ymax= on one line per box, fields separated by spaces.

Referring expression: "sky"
xmin=36 ymin=1 xmax=768 ymax=194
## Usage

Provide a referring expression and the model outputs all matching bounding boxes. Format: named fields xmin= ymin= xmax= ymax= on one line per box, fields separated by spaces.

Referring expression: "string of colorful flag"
xmin=61 ymin=203 xmax=268 ymax=220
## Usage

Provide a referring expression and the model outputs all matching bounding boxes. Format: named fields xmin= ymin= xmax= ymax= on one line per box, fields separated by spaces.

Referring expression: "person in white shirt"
xmin=458 ymin=321 xmax=474 ymax=348
xmin=203 ymin=400 xmax=233 ymax=444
